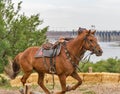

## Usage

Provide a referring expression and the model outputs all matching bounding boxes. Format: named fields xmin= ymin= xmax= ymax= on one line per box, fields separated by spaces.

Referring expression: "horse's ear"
xmin=78 ymin=27 xmax=81 ymax=30
xmin=88 ymin=30 xmax=91 ymax=35
xmin=91 ymin=30 xmax=96 ymax=35
xmin=89 ymin=29 xmax=96 ymax=35
xmin=78 ymin=27 xmax=82 ymax=35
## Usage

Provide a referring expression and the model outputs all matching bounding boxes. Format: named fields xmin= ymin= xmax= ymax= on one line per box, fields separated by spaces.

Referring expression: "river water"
xmin=89 ymin=41 xmax=120 ymax=63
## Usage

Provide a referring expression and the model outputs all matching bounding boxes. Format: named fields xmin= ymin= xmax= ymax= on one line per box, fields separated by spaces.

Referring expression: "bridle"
xmin=83 ymin=34 xmax=100 ymax=55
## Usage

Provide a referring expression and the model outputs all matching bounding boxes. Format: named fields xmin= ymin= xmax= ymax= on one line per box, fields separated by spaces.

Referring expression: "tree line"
xmin=0 ymin=0 xmax=48 ymax=73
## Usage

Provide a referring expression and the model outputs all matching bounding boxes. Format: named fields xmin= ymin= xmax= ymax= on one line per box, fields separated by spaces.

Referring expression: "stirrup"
xmin=49 ymin=67 xmax=56 ymax=74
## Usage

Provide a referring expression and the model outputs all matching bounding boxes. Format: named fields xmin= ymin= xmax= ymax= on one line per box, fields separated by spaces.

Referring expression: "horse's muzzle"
xmin=95 ymin=49 xmax=103 ymax=56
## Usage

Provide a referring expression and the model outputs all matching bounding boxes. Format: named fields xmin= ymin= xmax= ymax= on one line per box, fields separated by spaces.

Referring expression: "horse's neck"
xmin=66 ymin=35 xmax=86 ymax=59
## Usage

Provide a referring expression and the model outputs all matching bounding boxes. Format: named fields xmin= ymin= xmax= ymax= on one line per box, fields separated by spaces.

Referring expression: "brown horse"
xmin=5 ymin=28 xmax=103 ymax=94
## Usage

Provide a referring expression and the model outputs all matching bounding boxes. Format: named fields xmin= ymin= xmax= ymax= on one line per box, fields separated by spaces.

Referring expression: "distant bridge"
xmin=47 ymin=30 xmax=120 ymax=42
xmin=96 ymin=31 xmax=120 ymax=42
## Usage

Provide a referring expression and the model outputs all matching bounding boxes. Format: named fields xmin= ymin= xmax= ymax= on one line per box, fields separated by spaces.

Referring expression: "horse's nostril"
xmin=99 ymin=50 xmax=103 ymax=53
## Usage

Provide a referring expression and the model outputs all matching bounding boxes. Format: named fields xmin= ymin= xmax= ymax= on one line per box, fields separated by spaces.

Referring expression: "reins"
xmin=79 ymin=34 xmax=101 ymax=71
xmin=79 ymin=37 xmax=94 ymax=71
xmin=80 ymin=52 xmax=93 ymax=72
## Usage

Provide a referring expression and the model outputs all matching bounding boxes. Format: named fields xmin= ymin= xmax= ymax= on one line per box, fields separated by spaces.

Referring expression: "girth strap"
xmin=49 ymin=46 xmax=58 ymax=74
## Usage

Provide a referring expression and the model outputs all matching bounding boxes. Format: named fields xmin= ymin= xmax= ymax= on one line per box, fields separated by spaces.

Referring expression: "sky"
xmin=13 ymin=0 xmax=120 ymax=31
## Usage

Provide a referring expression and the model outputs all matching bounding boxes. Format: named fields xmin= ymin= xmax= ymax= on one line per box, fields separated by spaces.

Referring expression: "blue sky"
xmin=13 ymin=0 xmax=120 ymax=30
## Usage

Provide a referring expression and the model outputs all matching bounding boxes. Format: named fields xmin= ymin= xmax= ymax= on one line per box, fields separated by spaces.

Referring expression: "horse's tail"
xmin=4 ymin=55 xmax=20 ymax=79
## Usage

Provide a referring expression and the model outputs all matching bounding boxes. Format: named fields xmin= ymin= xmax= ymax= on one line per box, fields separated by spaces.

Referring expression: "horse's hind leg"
xmin=38 ymin=72 xmax=50 ymax=94
xmin=67 ymin=71 xmax=82 ymax=91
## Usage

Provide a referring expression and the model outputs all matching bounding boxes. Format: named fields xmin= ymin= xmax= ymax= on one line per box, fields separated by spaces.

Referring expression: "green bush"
xmin=79 ymin=58 xmax=120 ymax=73
xmin=0 ymin=75 xmax=9 ymax=86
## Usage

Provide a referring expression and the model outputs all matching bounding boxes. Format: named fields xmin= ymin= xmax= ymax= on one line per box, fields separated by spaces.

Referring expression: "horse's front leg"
xmin=20 ymin=62 xmax=33 ymax=86
xmin=56 ymin=74 xmax=67 ymax=94
xmin=66 ymin=71 xmax=82 ymax=91
xmin=21 ymin=71 xmax=31 ymax=85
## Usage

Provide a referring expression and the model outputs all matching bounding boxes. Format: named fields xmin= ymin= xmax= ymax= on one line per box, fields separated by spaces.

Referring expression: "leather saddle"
xmin=35 ymin=42 xmax=61 ymax=58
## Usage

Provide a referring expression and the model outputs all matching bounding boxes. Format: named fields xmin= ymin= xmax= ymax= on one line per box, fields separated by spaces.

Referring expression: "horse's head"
xmin=78 ymin=27 xmax=103 ymax=56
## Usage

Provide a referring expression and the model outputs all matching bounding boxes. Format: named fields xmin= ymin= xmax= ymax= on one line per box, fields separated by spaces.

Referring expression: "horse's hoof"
xmin=19 ymin=87 xmax=24 ymax=94
xmin=51 ymin=91 xmax=54 ymax=94
xmin=66 ymin=85 xmax=71 ymax=91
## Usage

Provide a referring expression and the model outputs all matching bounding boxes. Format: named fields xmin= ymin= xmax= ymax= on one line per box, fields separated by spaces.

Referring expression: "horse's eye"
xmin=90 ymin=40 xmax=93 ymax=42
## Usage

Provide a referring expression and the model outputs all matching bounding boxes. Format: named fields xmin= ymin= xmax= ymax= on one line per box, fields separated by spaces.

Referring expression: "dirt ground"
xmin=0 ymin=83 xmax=120 ymax=94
